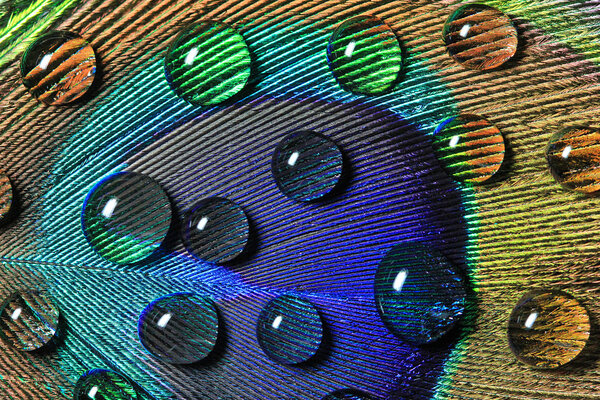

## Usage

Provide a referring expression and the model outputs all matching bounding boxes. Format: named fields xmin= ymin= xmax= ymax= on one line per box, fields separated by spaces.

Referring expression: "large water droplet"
xmin=272 ymin=131 xmax=344 ymax=202
xmin=256 ymin=295 xmax=323 ymax=365
xmin=0 ymin=291 xmax=59 ymax=352
xmin=508 ymin=290 xmax=590 ymax=369
xmin=326 ymin=15 xmax=403 ymax=95
xmin=545 ymin=127 xmax=600 ymax=194
xmin=182 ymin=197 xmax=249 ymax=263
xmin=21 ymin=31 xmax=97 ymax=105
xmin=164 ymin=21 xmax=251 ymax=105
xmin=73 ymin=369 xmax=138 ymax=400
xmin=0 ymin=170 xmax=13 ymax=222
xmin=374 ymin=243 xmax=466 ymax=344
xmin=443 ymin=4 xmax=518 ymax=70
xmin=432 ymin=114 xmax=505 ymax=184
xmin=322 ymin=389 xmax=373 ymax=400
xmin=82 ymin=172 xmax=173 ymax=265
xmin=138 ymin=293 xmax=219 ymax=364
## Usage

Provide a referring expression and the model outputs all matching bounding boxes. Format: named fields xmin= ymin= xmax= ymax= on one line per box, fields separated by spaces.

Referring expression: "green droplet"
xmin=326 ymin=15 xmax=402 ymax=95
xmin=164 ymin=21 xmax=251 ymax=105
xmin=81 ymin=172 xmax=173 ymax=265
xmin=432 ymin=114 xmax=505 ymax=184
xmin=73 ymin=369 xmax=138 ymax=400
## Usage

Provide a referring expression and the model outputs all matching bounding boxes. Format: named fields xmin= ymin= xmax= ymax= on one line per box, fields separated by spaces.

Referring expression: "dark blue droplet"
xmin=0 ymin=291 xmax=59 ymax=352
xmin=271 ymin=131 xmax=344 ymax=202
xmin=182 ymin=197 xmax=249 ymax=263
xmin=374 ymin=243 xmax=466 ymax=344
xmin=322 ymin=389 xmax=374 ymax=400
xmin=256 ymin=295 xmax=323 ymax=364
xmin=73 ymin=369 xmax=138 ymax=400
xmin=82 ymin=172 xmax=173 ymax=264
xmin=138 ymin=293 xmax=219 ymax=364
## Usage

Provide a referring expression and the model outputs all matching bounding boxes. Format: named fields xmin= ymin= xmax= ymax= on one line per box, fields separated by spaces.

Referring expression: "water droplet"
xmin=164 ymin=21 xmax=251 ymax=105
xmin=256 ymin=295 xmax=323 ymax=364
xmin=82 ymin=172 xmax=173 ymax=265
xmin=545 ymin=127 xmax=600 ymax=194
xmin=326 ymin=15 xmax=403 ymax=95
xmin=138 ymin=293 xmax=219 ymax=364
xmin=432 ymin=114 xmax=505 ymax=184
xmin=73 ymin=369 xmax=138 ymax=400
xmin=0 ymin=291 xmax=59 ymax=352
xmin=507 ymin=290 xmax=590 ymax=369
xmin=374 ymin=243 xmax=466 ymax=344
xmin=443 ymin=4 xmax=518 ymax=70
xmin=272 ymin=131 xmax=344 ymax=202
xmin=182 ymin=197 xmax=249 ymax=263
xmin=21 ymin=31 xmax=96 ymax=105
xmin=0 ymin=170 xmax=13 ymax=222
xmin=322 ymin=389 xmax=373 ymax=400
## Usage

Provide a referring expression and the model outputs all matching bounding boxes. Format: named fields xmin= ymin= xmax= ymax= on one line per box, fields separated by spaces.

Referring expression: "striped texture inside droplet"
xmin=546 ymin=127 xmax=600 ymax=194
xmin=164 ymin=21 xmax=251 ymax=105
xmin=443 ymin=4 xmax=518 ymax=70
xmin=22 ymin=34 xmax=96 ymax=105
xmin=327 ymin=15 xmax=402 ymax=95
xmin=433 ymin=114 xmax=505 ymax=184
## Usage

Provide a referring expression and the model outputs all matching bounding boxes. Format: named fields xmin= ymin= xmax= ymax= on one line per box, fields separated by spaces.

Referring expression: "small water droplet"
xmin=256 ymin=295 xmax=323 ymax=365
xmin=432 ymin=114 xmax=505 ymax=184
xmin=326 ymin=15 xmax=402 ymax=95
xmin=73 ymin=369 xmax=138 ymax=400
xmin=0 ymin=170 xmax=12 ymax=222
xmin=545 ymin=127 xmax=600 ymax=194
xmin=507 ymin=290 xmax=590 ymax=369
xmin=0 ymin=291 xmax=59 ymax=352
xmin=272 ymin=131 xmax=344 ymax=202
xmin=82 ymin=172 xmax=173 ymax=264
xmin=374 ymin=243 xmax=466 ymax=345
xmin=164 ymin=21 xmax=251 ymax=105
xmin=182 ymin=197 xmax=249 ymax=263
xmin=443 ymin=4 xmax=518 ymax=70
xmin=138 ymin=293 xmax=219 ymax=364
xmin=322 ymin=389 xmax=373 ymax=400
xmin=21 ymin=31 xmax=96 ymax=105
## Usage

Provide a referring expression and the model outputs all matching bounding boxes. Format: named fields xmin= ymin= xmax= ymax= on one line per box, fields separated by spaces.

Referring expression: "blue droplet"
xmin=271 ymin=131 xmax=344 ymax=202
xmin=182 ymin=197 xmax=249 ymax=263
xmin=256 ymin=295 xmax=323 ymax=364
xmin=374 ymin=243 xmax=466 ymax=344
xmin=138 ymin=293 xmax=219 ymax=364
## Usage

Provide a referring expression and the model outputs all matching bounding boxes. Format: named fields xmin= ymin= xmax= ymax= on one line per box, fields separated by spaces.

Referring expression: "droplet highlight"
xmin=545 ymin=127 xmax=600 ymax=194
xmin=374 ymin=243 xmax=466 ymax=344
xmin=138 ymin=293 xmax=219 ymax=364
xmin=82 ymin=172 xmax=173 ymax=265
xmin=0 ymin=291 xmax=59 ymax=352
xmin=73 ymin=369 xmax=138 ymax=400
xmin=272 ymin=131 xmax=344 ymax=202
xmin=21 ymin=31 xmax=96 ymax=105
xmin=164 ymin=21 xmax=251 ymax=105
xmin=182 ymin=197 xmax=249 ymax=263
xmin=322 ymin=389 xmax=373 ymax=400
xmin=443 ymin=4 xmax=518 ymax=70
xmin=256 ymin=295 xmax=323 ymax=365
xmin=326 ymin=15 xmax=403 ymax=95
xmin=432 ymin=114 xmax=505 ymax=184
xmin=507 ymin=290 xmax=590 ymax=369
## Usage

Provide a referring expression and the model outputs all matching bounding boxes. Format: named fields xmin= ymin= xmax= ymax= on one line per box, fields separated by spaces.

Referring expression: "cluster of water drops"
xmin=0 ymin=2 xmax=596 ymax=399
